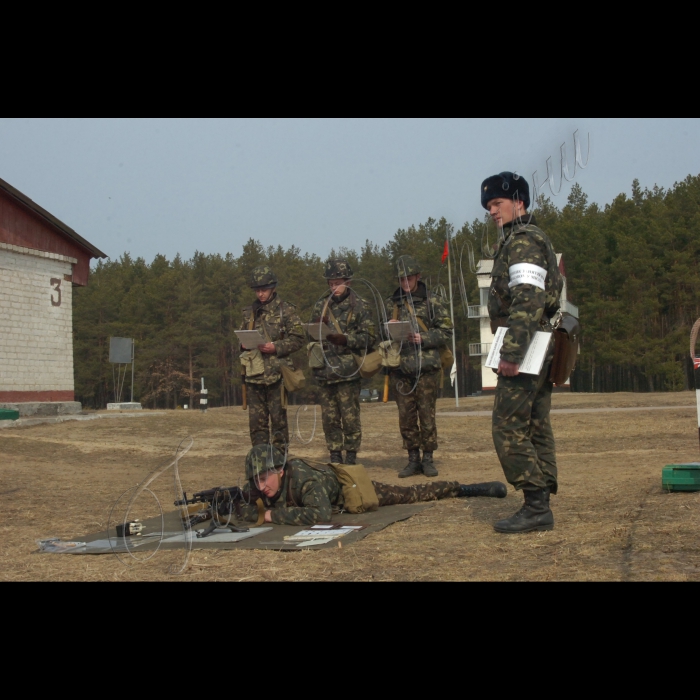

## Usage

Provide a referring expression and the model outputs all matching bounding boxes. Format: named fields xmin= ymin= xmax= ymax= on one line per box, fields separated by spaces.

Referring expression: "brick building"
xmin=0 ymin=177 xmax=106 ymax=415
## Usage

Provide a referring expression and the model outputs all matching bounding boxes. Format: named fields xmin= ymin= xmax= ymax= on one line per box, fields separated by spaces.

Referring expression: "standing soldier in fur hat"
xmin=482 ymin=172 xmax=563 ymax=533
xmin=240 ymin=266 xmax=305 ymax=450
xmin=309 ymin=259 xmax=376 ymax=465
xmin=386 ymin=255 xmax=453 ymax=478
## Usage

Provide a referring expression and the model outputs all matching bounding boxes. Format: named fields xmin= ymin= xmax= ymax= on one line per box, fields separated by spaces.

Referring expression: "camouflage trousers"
xmin=372 ymin=480 xmax=460 ymax=506
xmin=246 ymin=379 xmax=288 ymax=451
xmin=317 ymin=380 xmax=361 ymax=452
xmin=392 ymin=370 xmax=440 ymax=451
xmin=492 ymin=361 xmax=558 ymax=493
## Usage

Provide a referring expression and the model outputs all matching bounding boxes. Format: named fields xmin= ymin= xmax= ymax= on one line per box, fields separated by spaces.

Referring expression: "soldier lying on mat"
xmin=227 ymin=445 xmax=507 ymax=526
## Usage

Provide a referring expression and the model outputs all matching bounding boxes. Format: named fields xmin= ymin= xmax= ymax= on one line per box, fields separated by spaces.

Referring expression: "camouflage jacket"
xmin=240 ymin=294 xmax=305 ymax=385
xmin=385 ymin=282 xmax=453 ymax=376
xmin=488 ymin=216 xmax=563 ymax=365
xmin=310 ymin=288 xmax=376 ymax=385
xmin=239 ymin=458 xmax=342 ymax=526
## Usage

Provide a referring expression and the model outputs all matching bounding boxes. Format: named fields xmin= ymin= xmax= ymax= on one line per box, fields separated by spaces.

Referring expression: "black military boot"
xmin=345 ymin=451 xmax=357 ymax=465
xmin=493 ymin=487 xmax=553 ymax=533
xmin=330 ymin=450 xmax=343 ymax=464
xmin=398 ymin=449 xmax=422 ymax=478
xmin=458 ymin=482 xmax=507 ymax=498
xmin=421 ymin=451 xmax=438 ymax=477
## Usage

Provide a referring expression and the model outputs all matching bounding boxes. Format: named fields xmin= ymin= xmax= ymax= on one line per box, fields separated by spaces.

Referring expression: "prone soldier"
xmin=386 ymin=255 xmax=453 ymax=478
xmin=309 ymin=259 xmax=375 ymax=465
xmin=482 ymin=172 xmax=563 ymax=533
xmin=240 ymin=266 xmax=304 ymax=450
xmin=235 ymin=445 xmax=507 ymax=526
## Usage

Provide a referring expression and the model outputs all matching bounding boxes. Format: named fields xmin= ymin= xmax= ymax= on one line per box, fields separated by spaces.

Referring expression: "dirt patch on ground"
xmin=2 ymin=391 xmax=699 ymax=581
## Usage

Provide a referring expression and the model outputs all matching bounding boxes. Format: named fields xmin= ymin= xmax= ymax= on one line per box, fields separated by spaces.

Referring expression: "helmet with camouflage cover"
xmin=323 ymin=258 xmax=354 ymax=280
xmin=245 ymin=444 xmax=286 ymax=480
xmin=249 ymin=265 xmax=278 ymax=289
xmin=395 ymin=255 xmax=421 ymax=277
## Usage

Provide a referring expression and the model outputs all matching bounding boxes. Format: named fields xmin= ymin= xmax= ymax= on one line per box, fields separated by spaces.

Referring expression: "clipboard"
xmin=235 ymin=329 xmax=267 ymax=350
xmin=485 ymin=327 xmax=552 ymax=376
xmin=385 ymin=321 xmax=412 ymax=342
xmin=302 ymin=322 xmax=334 ymax=341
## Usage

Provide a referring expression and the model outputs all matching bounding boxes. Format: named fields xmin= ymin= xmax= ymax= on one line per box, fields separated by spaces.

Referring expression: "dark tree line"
xmin=73 ymin=174 xmax=700 ymax=408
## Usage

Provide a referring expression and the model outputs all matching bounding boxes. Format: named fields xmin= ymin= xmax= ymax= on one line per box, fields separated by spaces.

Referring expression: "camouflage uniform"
xmin=385 ymin=280 xmax=453 ymax=453
xmin=488 ymin=215 xmax=563 ymax=492
xmin=311 ymin=279 xmax=375 ymax=455
xmin=241 ymin=269 xmax=304 ymax=450
xmin=238 ymin=457 xmax=463 ymax=526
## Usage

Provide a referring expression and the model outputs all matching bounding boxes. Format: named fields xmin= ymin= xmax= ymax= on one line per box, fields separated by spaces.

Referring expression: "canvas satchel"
xmin=308 ymin=341 xmax=325 ymax=368
xmin=256 ymin=307 xmax=305 ymax=392
xmin=326 ymin=304 xmax=382 ymax=379
xmin=354 ymin=350 xmax=383 ymax=378
xmin=296 ymin=458 xmax=379 ymax=515
xmin=240 ymin=313 xmax=266 ymax=377
xmin=381 ymin=305 xmax=402 ymax=368
xmin=280 ymin=363 xmax=306 ymax=392
xmin=240 ymin=349 xmax=265 ymax=377
xmin=413 ymin=312 xmax=454 ymax=370
xmin=379 ymin=340 xmax=401 ymax=368
xmin=329 ymin=463 xmax=379 ymax=514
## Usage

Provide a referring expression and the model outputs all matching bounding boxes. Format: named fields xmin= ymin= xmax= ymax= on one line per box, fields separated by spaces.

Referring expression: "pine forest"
xmin=73 ymin=176 xmax=700 ymax=409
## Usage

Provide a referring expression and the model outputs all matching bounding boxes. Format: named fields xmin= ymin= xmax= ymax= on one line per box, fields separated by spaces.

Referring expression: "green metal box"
xmin=662 ymin=463 xmax=700 ymax=492
xmin=0 ymin=408 xmax=19 ymax=421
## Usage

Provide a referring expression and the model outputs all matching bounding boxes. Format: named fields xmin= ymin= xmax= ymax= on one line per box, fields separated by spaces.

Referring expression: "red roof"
xmin=0 ymin=177 xmax=106 ymax=286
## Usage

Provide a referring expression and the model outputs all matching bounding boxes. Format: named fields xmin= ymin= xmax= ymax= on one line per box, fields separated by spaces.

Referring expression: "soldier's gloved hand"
xmin=327 ymin=333 xmax=347 ymax=346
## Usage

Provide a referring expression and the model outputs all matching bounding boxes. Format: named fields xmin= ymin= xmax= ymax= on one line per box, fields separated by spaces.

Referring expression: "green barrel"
xmin=0 ymin=408 xmax=20 ymax=421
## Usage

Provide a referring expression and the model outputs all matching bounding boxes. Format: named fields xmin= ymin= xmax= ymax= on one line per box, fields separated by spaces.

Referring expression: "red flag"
xmin=441 ymin=240 xmax=449 ymax=264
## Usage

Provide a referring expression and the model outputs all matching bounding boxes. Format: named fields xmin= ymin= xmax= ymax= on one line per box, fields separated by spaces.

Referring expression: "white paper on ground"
xmin=235 ymin=330 xmax=268 ymax=349
xmin=285 ymin=527 xmax=357 ymax=541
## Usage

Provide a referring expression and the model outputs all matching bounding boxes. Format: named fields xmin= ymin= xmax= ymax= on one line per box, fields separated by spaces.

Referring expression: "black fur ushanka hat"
xmin=481 ymin=172 xmax=530 ymax=210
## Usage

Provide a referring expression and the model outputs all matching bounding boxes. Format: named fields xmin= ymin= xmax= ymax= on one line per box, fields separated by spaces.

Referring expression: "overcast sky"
xmin=1 ymin=118 xmax=698 ymax=263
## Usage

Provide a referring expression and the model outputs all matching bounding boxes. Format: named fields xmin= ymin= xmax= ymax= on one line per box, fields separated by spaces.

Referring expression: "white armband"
xmin=508 ymin=263 xmax=546 ymax=290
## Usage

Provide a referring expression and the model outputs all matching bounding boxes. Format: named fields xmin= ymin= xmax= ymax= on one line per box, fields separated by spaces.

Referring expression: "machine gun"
xmin=174 ymin=485 xmax=264 ymax=538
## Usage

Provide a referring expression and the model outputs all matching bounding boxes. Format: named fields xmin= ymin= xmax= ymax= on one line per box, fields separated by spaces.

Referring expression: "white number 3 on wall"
xmin=50 ymin=278 xmax=62 ymax=307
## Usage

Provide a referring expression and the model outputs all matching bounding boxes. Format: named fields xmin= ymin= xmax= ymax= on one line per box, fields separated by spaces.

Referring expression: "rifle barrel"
xmin=174 ymin=485 xmax=242 ymax=507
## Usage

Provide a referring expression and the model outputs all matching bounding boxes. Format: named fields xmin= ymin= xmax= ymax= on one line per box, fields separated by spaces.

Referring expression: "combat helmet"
xmin=245 ymin=444 xmax=287 ymax=481
xmin=395 ymin=255 xmax=421 ymax=277
xmin=249 ymin=265 xmax=278 ymax=289
xmin=323 ymin=258 xmax=354 ymax=280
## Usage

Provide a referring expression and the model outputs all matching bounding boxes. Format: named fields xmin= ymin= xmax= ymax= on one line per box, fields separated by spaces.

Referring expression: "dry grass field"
xmin=2 ymin=391 xmax=700 ymax=581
